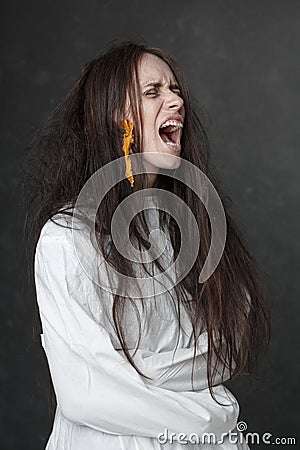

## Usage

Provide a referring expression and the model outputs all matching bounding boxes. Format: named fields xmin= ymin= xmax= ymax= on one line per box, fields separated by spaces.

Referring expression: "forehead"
xmin=138 ymin=53 xmax=176 ymax=85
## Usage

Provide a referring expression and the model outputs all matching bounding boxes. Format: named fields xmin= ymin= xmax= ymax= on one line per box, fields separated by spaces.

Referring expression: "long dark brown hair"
xmin=22 ymin=40 xmax=270 ymax=412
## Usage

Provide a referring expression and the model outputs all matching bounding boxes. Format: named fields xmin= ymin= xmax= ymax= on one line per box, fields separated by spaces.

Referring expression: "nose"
xmin=164 ymin=90 xmax=184 ymax=112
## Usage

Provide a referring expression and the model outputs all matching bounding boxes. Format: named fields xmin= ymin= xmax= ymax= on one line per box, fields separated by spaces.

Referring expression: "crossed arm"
xmin=34 ymin=221 xmax=239 ymax=439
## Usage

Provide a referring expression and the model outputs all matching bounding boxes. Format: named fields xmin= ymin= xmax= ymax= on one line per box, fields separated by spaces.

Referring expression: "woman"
xmin=23 ymin=41 xmax=269 ymax=449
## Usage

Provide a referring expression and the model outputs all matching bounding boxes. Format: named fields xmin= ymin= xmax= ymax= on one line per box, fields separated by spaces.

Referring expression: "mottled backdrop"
xmin=1 ymin=0 xmax=299 ymax=448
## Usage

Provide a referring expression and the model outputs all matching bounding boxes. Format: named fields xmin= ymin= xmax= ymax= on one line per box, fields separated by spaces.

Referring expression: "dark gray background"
xmin=1 ymin=1 xmax=299 ymax=449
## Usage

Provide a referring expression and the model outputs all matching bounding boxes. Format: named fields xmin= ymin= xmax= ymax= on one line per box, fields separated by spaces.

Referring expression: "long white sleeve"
xmin=34 ymin=218 xmax=239 ymax=440
xmin=127 ymin=335 xmax=232 ymax=392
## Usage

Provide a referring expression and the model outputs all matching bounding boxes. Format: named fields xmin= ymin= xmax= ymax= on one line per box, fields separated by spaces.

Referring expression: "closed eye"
xmin=171 ymin=88 xmax=182 ymax=97
xmin=169 ymin=83 xmax=182 ymax=96
xmin=144 ymin=90 xmax=158 ymax=97
xmin=143 ymin=85 xmax=182 ymax=98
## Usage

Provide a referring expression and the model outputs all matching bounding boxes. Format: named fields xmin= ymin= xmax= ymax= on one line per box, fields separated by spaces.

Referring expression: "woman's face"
xmin=131 ymin=53 xmax=185 ymax=183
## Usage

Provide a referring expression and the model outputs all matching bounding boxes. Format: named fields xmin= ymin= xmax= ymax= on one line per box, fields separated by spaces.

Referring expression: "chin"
xmin=161 ymin=155 xmax=182 ymax=170
xmin=142 ymin=151 xmax=182 ymax=171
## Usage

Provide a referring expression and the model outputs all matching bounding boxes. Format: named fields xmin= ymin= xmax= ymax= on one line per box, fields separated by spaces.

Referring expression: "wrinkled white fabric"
xmin=34 ymin=198 xmax=250 ymax=449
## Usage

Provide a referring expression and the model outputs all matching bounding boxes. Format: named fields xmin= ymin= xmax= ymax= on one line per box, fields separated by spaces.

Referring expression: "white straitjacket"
xmin=34 ymin=196 xmax=250 ymax=450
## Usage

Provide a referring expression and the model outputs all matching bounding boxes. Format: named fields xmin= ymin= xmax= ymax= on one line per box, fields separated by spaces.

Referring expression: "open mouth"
xmin=158 ymin=119 xmax=183 ymax=150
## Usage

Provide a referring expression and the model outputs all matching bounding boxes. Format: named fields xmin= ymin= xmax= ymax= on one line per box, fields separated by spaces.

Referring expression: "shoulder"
xmin=37 ymin=210 xmax=92 ymax=253
xmin=35 ymin=210 xmax=99 ymax=279
xmin=35 ymin=210 xmax=109 ymax=288
xmin=35 ymin=213 xmax=79 ymax=275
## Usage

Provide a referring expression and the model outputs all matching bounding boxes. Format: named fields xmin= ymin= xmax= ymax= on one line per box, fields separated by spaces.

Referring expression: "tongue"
xmin=159 ymin=125 xmax=179 ymax=144
xmin=160 ymin=132 xmax=171 ymax=143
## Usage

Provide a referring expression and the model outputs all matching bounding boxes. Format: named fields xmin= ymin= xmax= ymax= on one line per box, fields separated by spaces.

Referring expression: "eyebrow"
xmin=143 ymin=81 xmax=180 ymax=90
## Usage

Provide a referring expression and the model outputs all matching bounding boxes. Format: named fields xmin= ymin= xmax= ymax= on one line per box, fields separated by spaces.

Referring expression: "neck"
xmin=146 ymin=173 xmax=157 ymax=188
xmin=142 ymin=159 xmax=159 ymax=188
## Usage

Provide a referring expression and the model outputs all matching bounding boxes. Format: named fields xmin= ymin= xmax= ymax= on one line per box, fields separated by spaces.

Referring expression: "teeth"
xmin=165 ymin=141 xmax=180 ymax=147
xmin=160 ymin=120 xmax=183 ymax=129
